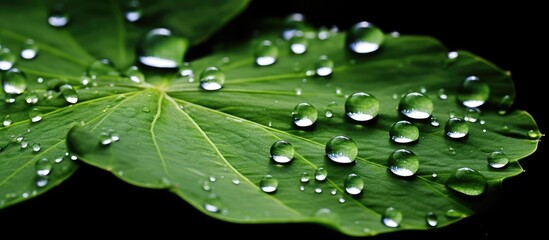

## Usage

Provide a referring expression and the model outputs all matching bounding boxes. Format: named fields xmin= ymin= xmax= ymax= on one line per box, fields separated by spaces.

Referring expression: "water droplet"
xmin=382 ymin=207 xmax=402 ymax=228
xmin=314 ymin=167 xmax=328 ymax=181
xmin=254 ymin=40 xmax=278 ymax=66
xmin=338 ymin=197 xmax=346 ymax=203
xmin=3 ymin=68 xmax=27 ymax=94
xmin=203 ymin=193 xmax=223 ymax=213
xmin=388 ymin=149 xmax=419 ymax=177
xmin=299 ymin=185 xmax=305 ymax=191
xmin=289 ymin=33 xmax=308 ymax=54
xmin=21 ymin=140 xmax=29 ymax=149
xmin=59 ymin=84 xmax=78 ymax=104
xmin=345 ymin=92 xmax=379 ymax=121
xmin=497 ymin=95 xmax=513 ymax=115
xmin=48 ymin=3 xmax=70 ymax=27
xmin=445 ymin=167 xmax=487 ymax=196
xmin=24 ymin=90 xmax=39 ymax=104
xmin=398 ymin=92 xmax=433 ymax=120
xmin=438 ymin=88 xmax=448 ymax=100
xmin=260 ymin=175 xmax=278 ymax=193
xmin=426 ymin=212 xmax=438 ymax=227
xmin=527 ymin=130 xmax=541 ymax=139
xmin=138 ymin=28 xmax=184 ymax=68
xmin=292 ymin=102 xmax=317 ymax=127
xmin=315 ymin=187 xmax=323 ymax=193
xmin=315 ymin=55 xmax=334 ymax=77
xmin=20 ymin=39 xmax=39 ymax=59
xmin=464 ymin=107 xmax=481 ymax=122
xmin=430 ymin=116 xmax=440 ymax=127
xmin=346 ymin=21 xmax=384 ymax=54
xmin=446 ymin=209 xmax=466 ymax=218
xmin=487 ymin=151 xmax=509 ymax=169
xmin=87 ymin=59 xmax=119 ymax=79
xmin=231 ymin=179 xmax=240 ymax=185
xmin=29 ymin=108 xmax=43 ymax=122
xmin=389 ymin=120 xmax=419 ymax=143
xmin=295 ymin=88 xmax=302 ymax=95
xmin=125 ymin=66 xmax=145 ymax=83
xmin=457 ymin=76 xmax=490 ymax=108
xmin=282 ymin=13 xmax=310 ymax=40
xmin=36 ymin=175 xmax=49 ymax=187
xmin=32 ymin=143 xmax=41 ymax=152
xmin=4 ymin=94 xmax=16 ymax=103
xmin=124 ymin=0 xmax=142 ymax=22
xmin=324 ymin=110 xmax=333 ymax=118
xmin=445 ymin=117 xmax=469 ymax=139
xmin=202 ymin=181 xmax=212 ymax=191
xmin=344 ymin=173 xmax=364 ymax=195
xmin=448 ymin=51 xmax=459 ymax=59
xmin=209 ymin=176 xmax=216 ymax=182
xmin=98 ymin=128 xmax=120 ymax=145
xmin=325 ymin=135 xmax=358 ymax=164
xmin=199 ymin=66 xmax=225 ymax=91
xmin=270 ymin=140 xmax=294 ymax=164
xmin=300 ymin=172 xmax=310 ymax=183
xmin=3 ymin=115 xmax=12 ymax=127
xmin=35 ymin=157 xmax=52 ymax=176
xmin=0 ymin=48 xmax=16 ymax=70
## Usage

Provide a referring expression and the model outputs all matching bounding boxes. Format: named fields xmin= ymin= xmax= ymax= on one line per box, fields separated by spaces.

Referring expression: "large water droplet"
xmin=426 ymin=212 xmax=438 ymax=227
xmin=346 ymin=21 xmax=384 ymax=54
xmin=199 ymin=66 xmax=225 ymax=91
xmin=124 ymin=0 xmax=142 ymax=22
xmin=344 ymin=173 xmax=364 ymax=195
xmin=292 ymin=102 xmax=317 ymax=127
xmin=87 ymin=59 xmax=119 ymax=79
xmin=138 ymin=28 xmax=185 ymax=68
xmin=388 ymin=149 xmax=419 ymax=177
xmin=270 ymin=140 xmax=295 ymax=164
xmin=125 ymin=66 xmax=145 ymax=83
xmin=289 ymin=33 xmax=308 ymax=54
xmin=29 ymin=107 xmax=43 ymax=122
xmin=35 ymin=157 xmax=52 ymax=176
xmin=382 ymin=207 xmax=402 ymax=228
xmin=254 ymin=40 xmax=278 ymax=66
xmin=457 ymin=76 xmax=490 ymax=108
xmin=445 ymin=117 xmax=469 ymax=139
xmin=325 ymin=135 xmax=358 ymax=164
xmin=48 ymin=3 xmax=70 ymax=27
xmin=398 ymin=92 xmax=433 ymax=120
xmin=3 ymin=68 xmax=27 ymax=94
xmin=389 ymin=120 xmax=419 ymax=143
xmin=315 ymin=55 xmax=334 ymax=77
xmin=345 ymin=92 xmax=379 ymax=121
xmin=20 ymin=39 xmax=39 ymax=60
xmin=59 ymin=84 xmax=78 ymax=104
xmin=445 ymin=167 xmax=487 ymax=196
xmin=0 ymin=48 xmax=16 ymax=70
xmin=260 ymin=175 xmax=278 ymax=193
xmin=487 ymin=151 xmax=509 ymax=169
xmin=314 ymin=167 xmax=328 ymax=181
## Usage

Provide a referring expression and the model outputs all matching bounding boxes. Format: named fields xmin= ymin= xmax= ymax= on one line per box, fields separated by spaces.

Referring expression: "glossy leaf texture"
xmin=0 ymin=1 xmax=542 ymax=237
xmin=0 ymin=0 xmax=249 ymax=208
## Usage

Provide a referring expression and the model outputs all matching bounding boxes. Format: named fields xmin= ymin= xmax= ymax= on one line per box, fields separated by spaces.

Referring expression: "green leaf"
xmin=0 ymin=0 xmax=542 ymax=238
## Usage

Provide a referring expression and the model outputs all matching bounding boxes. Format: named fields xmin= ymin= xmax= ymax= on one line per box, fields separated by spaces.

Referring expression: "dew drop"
xmin=445 ymin=117 xmax=469 ymax=139
xmin=270 ymin=140 xmax=294 ymax=164
xmin=388 ymin=149 xmax=419 ymax=177
xmin=446 ymin=209 xmax=466 ymax=218
xmin=3 ymin=68 xmax=27 ymax=95
xmin=231 ymin=179 xmax=240 ymax=185
xmin=315 ymin=55 xmax=334 ymax=77
xmin=527 ymin=130 xmax=541 ymax=139
xmin=29 ymin=108 xmax=43 ymax=122
xmin=60 ymin=84 xmax=78 ymax=104
xmin=314 ymin=167 xmax=328 ymax=181
xmin=445 ymin=167 xmax=487 ymax=196
xmin=315 ymin=187 xmax=322 ymax=194
xmin=457 ymin=76 xmax=490 ymax=108
xmin=24 ymin=90 xmax=39 ymax=104
xmin=344 ymin=173 xmax=364 ymax=195
xmin=389 ymin=120 xmax=419 ymax=143
xmin=325 ymin=135 xmax=358 ymax=164
xmin=438 ymin=88 xmax=448 ymax=100
xmin=125 ymin=66 xmax=145 ymax=83
xmin=48 ymin=3 xmax=70 ymax=27
xmin=0 ymin=48 xmax=16 ymax=70
xmin=254 ymin=40 xmax=279 ymax=66
xmin=260 ymin=175 xmax=278 ymax=193
xmin=324 ymin=110 xmax=333 ymax=118
xmin=32 ymin=143 xmax=41 ymax=152
xmin=20 ymin=39 xmax=39 ymax=60
xmin=430 ymin=116 xmax=440 ymax=127
xmin=398 ymin=92 xmax=433 ymax=119
xmin=203 ymin=193 xmax=223 ymax=213
xmin=382 ymin=207 xmax=402 ymax=228
xmin=281 ymin=13 xmax=310 ymax=40
xmin=346 ymin=21 xmax=384 ymax=54
xmin=289 ymin=33 xmax=308 ymax=54
xmin=464 ymin=107 xmax=481 ymax=123
xmin=292 ymin=102 xmax=317 ymax=127
xmin=3 ymin=115 xmax=12 ymax=127
xmin=199 ymin=66 xmax=225 ymax=91
xmin=35 ymin=157 xmax=52 ymax=176
xmin=426 ymin=212 xmax=438 ymax=227
xmin=138 ymin=28 xmax=184 ymax=68
xmin=202 ymin=181 xmax=212 ymax=191
xmin=345 ymin=92 xmax=379 ymax=121
xmin=300 ymin=172 xmax=310 ymax=183
xmin=487 ymin=151 xmax=509 ymax=169
xmin=36 ymin=175 xmax=49 ymax=188
xmin=87 ymin=59 xmax=119 ymax=79
xmin=497 ymin=95 xmax=513 ymax=115
xmin=124 ymin=0 xmax=142 ymax=22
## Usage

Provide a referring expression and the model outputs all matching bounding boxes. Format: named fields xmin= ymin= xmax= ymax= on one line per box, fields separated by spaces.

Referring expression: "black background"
xmin=1 ymin=1 xmax=546 ymax=239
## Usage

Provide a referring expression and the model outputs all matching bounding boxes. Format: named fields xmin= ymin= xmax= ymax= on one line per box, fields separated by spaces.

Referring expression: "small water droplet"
xmin=29 ymin=108 xmax=43 ymax=122
xmin=21 ymin=141 xmax=29 ymax=149
xmin=281 ymin=13 xmax=310 ymax=40
xmin=426 ymin=212 xmax=438 ymax=227
xmin=138 ymin=28 xmax=184 ymax=68
xmin=324 ymin=109 xmax=333 ymax=118
xmin=346 ymin=21 xmax=384 ymax=54
xmin=20 ymin=39 xmax=39 ymax=59
xmin=270 ymin=140 xmax=295 ymax=164
xmin=32 ymin=143 xmax=41 ymax=152
xmin=299 ymin=185 xmax=305 ymax=191
xmin=3 ymin=115 xmax=12 ymax=127
xmin=124 ymin=0 xmax=142 ymax=22
xmin=231 ymin=179 xmax=240 ymax=185
xmin=260 ymin=175 xmax=278 ymax=193
xmin=300 ymin=172 xmax=310 ymax=183
xmin=125 ymin=66 xmax=145 ymax=83
xmin=445 ymin=167 xmax=487 ymax=196
xmin=35 ymin=157 xmax=52 ymax=176
xmin=315 ymin=187 xmax=323 ymax=193
xmin=487 ymin=151 xmax=509 ymax=169
xmin=446 ymin=209 xmax=466 ymax=218
xmin=87 ymin=59 xmax=119 ymax=79
xmin=292 ymin=102 xmax=317 ymax=127
xmin=3 ymin=68 xmax=27 ymax=95
xmin=314 ymin=167 xmax=328 ymax=181
xmin=202 ymin=181 xmax=212 ymax=191
xmin=325 ymin=135 xmax=358 ymax=164
xmin=388 ymin=149 xmax=419 ymax=177
xmin=209 ymin=176 xmax=216 ymax=182
xmin=527 ymin=130 xmax=541 ymax=139
xmin=438 ymin=88 xmax=448 ymax=100
xmin=199 ymin=66 xmax=225 ymax=91
xmin=59 ymin=84 xmax=78 ymax=104
xmin=445 ymin=117 xmax=469 ymax=139
xmin=203 ymin=193 xmax=223 ymax=213
xmin=464 ymin=107 xmax=481 ymax=122
xmin=48 ymin=3 xmax=70 ymax=27
xmin=289 ymin=33 xmax=308 ymax=54
xmin=389 ymin=120 xmax=419 ymax=143
xmin=457 ymin=76 xmax=490 ymax=108
xmin=430 ymin=116 xmax=440 ymax=127
xmin=315 ymin=55 xmax=334 ymax=77
xmin=382 ymin=207 xmax=402 ymax=228
xmin=345 ymin=92 xmax=379 ymax=121
xmin=497 ymin=95 xmax=513 ymax=115
xmin=295 ymin=87 xmax=302 ymax=95
xmin=344 ymin=173 xmax=364 ymax=195
xmin=0 ymin=48 xmax=16 ymax=70
xmin=36 ymin=175 xmax=49 ymax=187
xmin=398 ymin=92 xmax=433 ymax=120
xmin=448 ymin=51 xmax=459 ymax=59
xmin=255 ymin=40 xmax=278 ymax=66
xmin=338 ymin=197 xmax=346 ymax=203
xmin=24 ymin=90 xmax=39 ymax=104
